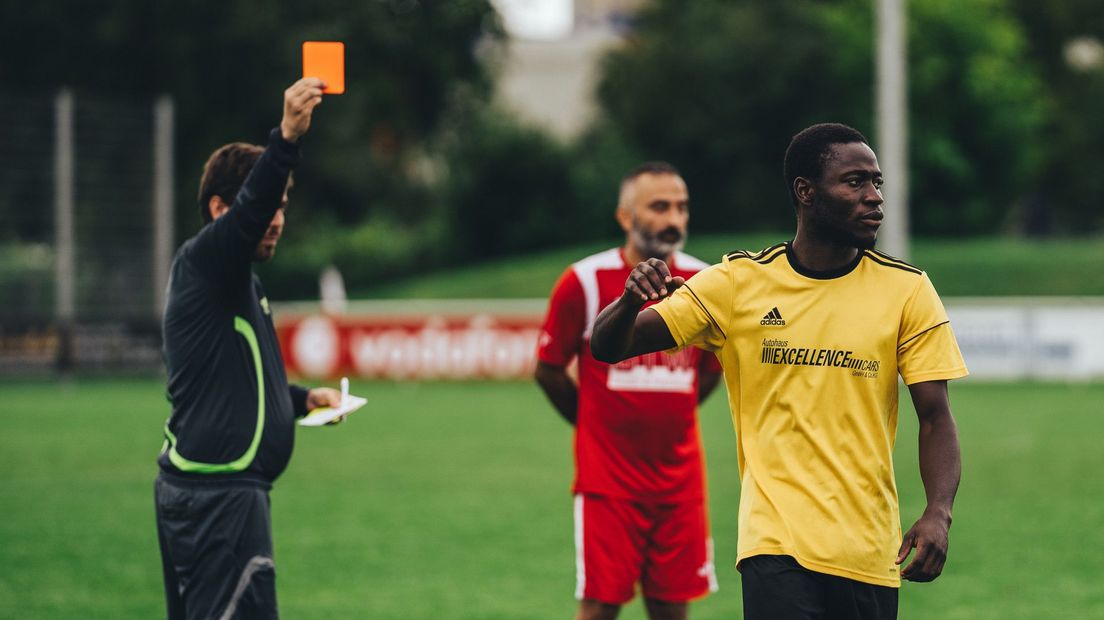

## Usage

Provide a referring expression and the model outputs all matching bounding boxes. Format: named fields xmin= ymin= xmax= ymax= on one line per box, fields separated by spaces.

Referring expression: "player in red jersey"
xmin=535 ymin=162 xmax=723 ymax=620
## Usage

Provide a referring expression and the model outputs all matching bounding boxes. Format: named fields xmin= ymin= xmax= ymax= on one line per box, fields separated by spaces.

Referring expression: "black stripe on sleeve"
xmin=864 ymin=251 xmax=923 ymax=275
xmin=869 ymin=248 xmax=921 ymax=271
xmin=681 ymin=282 xmax=727 ymax=340
xmin=756 ymin=248 xmax=787 ymax=265
xmin=751 ymin=243 xmax=787 ymax=261
xmin=898 ymin=320 xmax=950 ymax=349
xmin=728 ymin=242 xmax=787 ymax=263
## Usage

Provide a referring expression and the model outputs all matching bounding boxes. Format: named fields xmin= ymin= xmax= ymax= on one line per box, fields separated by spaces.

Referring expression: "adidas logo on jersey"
xmin=760 ymin=307 xmax=786 ymax=326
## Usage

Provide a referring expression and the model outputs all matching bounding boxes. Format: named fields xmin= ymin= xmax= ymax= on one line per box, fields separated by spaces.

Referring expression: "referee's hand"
xmin=281 ymin=78 xmax=325 ymax=143
xmin=622 ymin=258 xmax=685 ymax=307
xmin=306 ymin=387 xmax=345 ymax=425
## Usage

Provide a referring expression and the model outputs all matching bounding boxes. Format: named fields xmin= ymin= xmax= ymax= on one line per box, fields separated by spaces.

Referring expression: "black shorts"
xmin=154 ymin=473 xmax=278 ymax=620
xmin=740 ymin=554 xmax=898 ymax=620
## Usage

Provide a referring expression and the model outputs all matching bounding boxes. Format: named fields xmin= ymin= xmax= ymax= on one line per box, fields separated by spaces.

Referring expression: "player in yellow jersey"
xmin=590 ymin=123 xmax=967 ymax=619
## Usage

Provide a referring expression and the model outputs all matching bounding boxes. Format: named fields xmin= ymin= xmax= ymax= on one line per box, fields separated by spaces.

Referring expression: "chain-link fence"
xmin=0 ymin=90 xmax=173 ymax=373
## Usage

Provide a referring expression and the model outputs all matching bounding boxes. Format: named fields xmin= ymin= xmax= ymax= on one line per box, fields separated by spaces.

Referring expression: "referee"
xmin=154 ymin=78 xmax=341 ymax=620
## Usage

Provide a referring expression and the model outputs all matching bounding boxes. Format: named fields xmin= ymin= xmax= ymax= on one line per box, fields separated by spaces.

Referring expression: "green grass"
xmin=1 ymin=379 xmax=1102 ymax=618
xmin=365 ymin=235 xmax=1104 ymax=299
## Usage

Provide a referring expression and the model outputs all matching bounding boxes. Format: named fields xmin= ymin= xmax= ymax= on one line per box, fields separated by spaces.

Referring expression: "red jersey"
xmin=537 ymin=248 xmax=722 ymax=502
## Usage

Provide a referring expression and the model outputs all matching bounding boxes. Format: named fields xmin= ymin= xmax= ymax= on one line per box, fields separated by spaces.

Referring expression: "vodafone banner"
xmin=274 ymin=300 xmax=546 ymax=380
xmin=275 ymin=297 xmax=1104 ymax=381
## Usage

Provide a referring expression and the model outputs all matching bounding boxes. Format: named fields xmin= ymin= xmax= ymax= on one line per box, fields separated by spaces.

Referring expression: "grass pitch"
xmin=1 ymin=378 xmax=1102 ymax=618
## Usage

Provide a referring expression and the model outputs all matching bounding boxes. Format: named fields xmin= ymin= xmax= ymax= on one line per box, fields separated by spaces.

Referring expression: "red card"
xmin=302 ymin=41 xmax=345 ymax=95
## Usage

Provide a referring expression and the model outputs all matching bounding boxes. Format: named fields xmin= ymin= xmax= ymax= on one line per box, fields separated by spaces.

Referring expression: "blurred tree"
xmin=568 ymin=123 xmax=648 ymax=240
xmin=5 ymin=0 xmax=1092 ymax=299
xmin=595 ymin=1 xmax=867 ymax=234
xmin=906 ymin=0 xmax=1048 ymax=235
xmin=1008 ymin=0 xmax=1104 ymax=234
xmin=436 ymin=104 xmax=578 ymax=260
xmin=593 ymin=0 xmax=1048 ymax=237
xmin=0 ymin=0 xmax=502 ymax=238
xmin=260 ymin=96 xmax=589 ymax=297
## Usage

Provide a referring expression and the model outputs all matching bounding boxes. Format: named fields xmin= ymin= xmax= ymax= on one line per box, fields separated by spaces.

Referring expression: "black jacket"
xmin=158 ymin=128 xmax=308 ymax=486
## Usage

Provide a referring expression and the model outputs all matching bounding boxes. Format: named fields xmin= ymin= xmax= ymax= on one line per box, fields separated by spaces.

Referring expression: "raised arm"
xmin=590 ymin=258 xmax=682 ymax=363
xmin=220 ymin=78 xmax=324 ymax=255
xmin=190 ymin=78 xmax=325 ymax=280
xmin=897 ymin=379 xmax=961 ymax=582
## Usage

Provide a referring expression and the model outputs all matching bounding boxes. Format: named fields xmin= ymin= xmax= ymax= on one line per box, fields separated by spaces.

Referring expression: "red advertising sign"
xmin=275 ymin=301 xmax=545 ymax=380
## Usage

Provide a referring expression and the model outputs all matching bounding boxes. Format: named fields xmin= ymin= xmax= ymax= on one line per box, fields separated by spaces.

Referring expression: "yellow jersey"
xmin=653 ymin=241 xmax=968 ymax=587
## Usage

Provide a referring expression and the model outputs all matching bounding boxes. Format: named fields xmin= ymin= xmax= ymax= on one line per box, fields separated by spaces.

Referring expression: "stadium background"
xmin=1 ymin=0 xmax=1103 ymax=617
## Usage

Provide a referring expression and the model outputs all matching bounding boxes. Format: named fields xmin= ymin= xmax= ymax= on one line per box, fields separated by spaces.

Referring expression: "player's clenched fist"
xmin=622 ymin=258 xmax=685 ymax=306
xmin=280 ymin=77 xmax=325 ymax=143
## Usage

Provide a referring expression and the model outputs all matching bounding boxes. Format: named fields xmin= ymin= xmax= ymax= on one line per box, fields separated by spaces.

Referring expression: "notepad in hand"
xmin=299 ymin=377 xmax=366 ymax=427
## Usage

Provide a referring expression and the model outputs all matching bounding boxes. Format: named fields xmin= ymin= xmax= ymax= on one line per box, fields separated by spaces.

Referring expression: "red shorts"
xmin=574 ymin=493 xmax=717 ymax=604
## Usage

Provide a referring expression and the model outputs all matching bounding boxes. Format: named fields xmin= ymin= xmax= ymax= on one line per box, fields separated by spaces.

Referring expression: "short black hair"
xmin=783 ymin=123 xmax=869 ymax=208
xmin=196 ymin=142 xmax=264 ymax=223
xmin=621 ymin=161 xmax=681 ymax=186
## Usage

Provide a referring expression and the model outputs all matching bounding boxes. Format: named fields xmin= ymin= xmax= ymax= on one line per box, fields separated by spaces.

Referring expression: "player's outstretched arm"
xmin=590 ymin=258 xmax=681 ymax=363
xmin=897 ymin=379 xmax=961 ymax=582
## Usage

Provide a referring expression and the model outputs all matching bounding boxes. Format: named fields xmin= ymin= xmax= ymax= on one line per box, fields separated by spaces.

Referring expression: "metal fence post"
xmin=876 ymin=0 xmax=909 ymax=260
xmin=54 ymin=89 xmax=75 ymax=371
xmin=153 ymin=96 xmax=174 ymax=319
